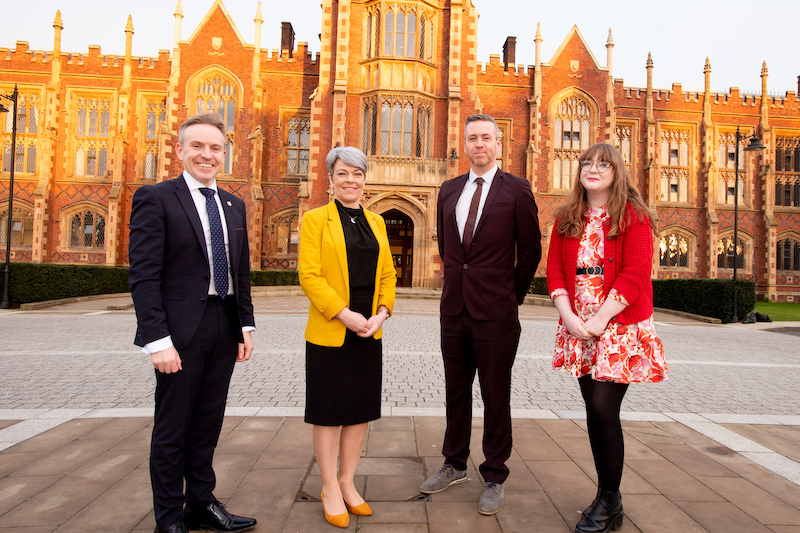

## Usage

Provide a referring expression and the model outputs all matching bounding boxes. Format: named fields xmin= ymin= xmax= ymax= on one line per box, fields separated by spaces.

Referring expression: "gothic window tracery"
xmin=659 ymin=231 xmax=691 ymax=269
xmin=74 ymin=96 xmax=111 ymax=177
xmin=1 ymin=91 xmax=38 ymax=174
xmin=0 ymin=202 xmax=34 ymax=247
xmin=659 ymin=127 xmax=690 ymax=203
xmin=286 ymin=115 xmax=310 ymax=175
xmin=613 ymin=123 xmax=633 ymax=175
xmin=65 ymin=208 xmax=106 ymax=250
xmin=143 ymin=97 xmax=166 ymax=180
xmin=364 ymin=3 xmax=435 ymax=62
xmin=717 ymin=131 xmax=745 ymax=206
xmin=716 ymin=232 xmax=749 ymax=272
xmin=552 ymin=95 xmax=591 ymax=190
xmin=362 ymin=95 xmax=431 ymax=158
xmin=270 ymin=208 xmax=299 ymax=256
xmin=777 ymin=236 xmax=800 ymax=272
xmin=775 ymin=135 xmax=800 ymax=208
xmin=195 ymin=75 xmax=236 ymax=174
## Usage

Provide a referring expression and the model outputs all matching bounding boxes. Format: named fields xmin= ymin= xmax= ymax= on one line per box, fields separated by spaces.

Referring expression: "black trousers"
xmin=150 ymin=297 xmax=239 ymax=528
xmin=440 ymin=308 xmax=521 ymax=483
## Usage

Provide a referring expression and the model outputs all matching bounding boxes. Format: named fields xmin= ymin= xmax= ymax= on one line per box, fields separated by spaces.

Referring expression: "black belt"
xmin=576 ymin=266 xmax=604 ymax=275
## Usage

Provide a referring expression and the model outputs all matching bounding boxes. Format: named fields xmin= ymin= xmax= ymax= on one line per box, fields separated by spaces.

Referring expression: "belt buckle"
xmin=588 ymin=266 xmax=599 ymax=275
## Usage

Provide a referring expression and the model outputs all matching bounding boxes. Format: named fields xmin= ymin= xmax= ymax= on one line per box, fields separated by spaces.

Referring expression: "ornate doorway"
xmin=384 ymin=209 xmax=413 ymax=287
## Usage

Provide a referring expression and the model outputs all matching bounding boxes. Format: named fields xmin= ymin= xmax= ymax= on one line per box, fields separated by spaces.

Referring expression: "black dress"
xmin=304 ymin=200 xmax=382 ymax=426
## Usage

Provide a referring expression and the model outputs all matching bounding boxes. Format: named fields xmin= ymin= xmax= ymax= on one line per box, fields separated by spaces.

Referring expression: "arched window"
xmin=717 ymin=131 xmax=745 ymax=206
xmin=270 ymin=208 xmax=299 ymax=256
xmin=659 ymin=231 xmax=690 ymax=269
xmin=195 ymin=75 xmax=236 ymax=174
xmin=776 ymin=237 xmax=800 ymax=272
xmin=1 ymin=90 xmax=38 ymax=174
xmin=552 ymin=95 xmax=591 ymax=190
xmin=372 ymin=95 xmax=418 ymax=157
xmin=74 ymin=96 xmax=111 ymax=177
xmin=0 ymin=202 xmax=34 ymax=246
xmin=716 ymin=232 xmax=751 ymax=272
xmin=61 ymin=206 xmax=106 ymax=250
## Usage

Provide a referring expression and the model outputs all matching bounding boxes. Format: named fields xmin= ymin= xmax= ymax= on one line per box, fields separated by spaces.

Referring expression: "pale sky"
xmin=1 ymin=0 xmax=796 ymax=95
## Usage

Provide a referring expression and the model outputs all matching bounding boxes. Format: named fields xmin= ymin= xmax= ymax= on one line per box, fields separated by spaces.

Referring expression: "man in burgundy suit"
xmin=420 ymin=114 xmax=541 ymax=515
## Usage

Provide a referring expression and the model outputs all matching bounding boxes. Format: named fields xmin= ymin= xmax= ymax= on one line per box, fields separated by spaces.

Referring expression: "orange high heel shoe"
xmin=321 ymin=490 xmax=349 ymax=528
xmin=344 ymin=498 xmax=373 ymax=516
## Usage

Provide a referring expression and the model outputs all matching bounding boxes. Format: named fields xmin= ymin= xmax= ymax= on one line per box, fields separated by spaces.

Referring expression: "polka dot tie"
xmin=199 ymin=188 xmax=228 ymax=299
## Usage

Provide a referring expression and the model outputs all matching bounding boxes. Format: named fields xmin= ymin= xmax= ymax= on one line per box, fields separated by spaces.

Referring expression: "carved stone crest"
xmin=212 ymin=37 xmax=222 ymax=50
xmin=570 ymin=60 xmax=579 ymax=72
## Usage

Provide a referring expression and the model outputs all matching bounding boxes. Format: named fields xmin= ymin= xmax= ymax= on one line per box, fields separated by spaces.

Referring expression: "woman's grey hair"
xmin=326 ymin=146 xmax=368 ymax=176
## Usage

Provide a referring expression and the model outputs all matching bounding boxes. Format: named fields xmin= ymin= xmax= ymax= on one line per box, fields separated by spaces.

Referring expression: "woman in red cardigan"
xmin=547 ymin=143 xmax=667 ymax=533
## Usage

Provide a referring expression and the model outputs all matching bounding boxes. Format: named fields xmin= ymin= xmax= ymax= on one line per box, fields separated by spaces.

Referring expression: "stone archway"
xmin=383 ymin=209 xmax=414 ymax=287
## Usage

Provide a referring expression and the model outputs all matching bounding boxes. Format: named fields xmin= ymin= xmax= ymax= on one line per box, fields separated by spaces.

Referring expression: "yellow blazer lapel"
xmin=326 ymin=202 xmax=350 ymax=298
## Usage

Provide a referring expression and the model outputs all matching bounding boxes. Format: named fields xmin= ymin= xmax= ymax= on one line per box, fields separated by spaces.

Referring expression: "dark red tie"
xmin=462 ymin=177 xmax=484 ymax=251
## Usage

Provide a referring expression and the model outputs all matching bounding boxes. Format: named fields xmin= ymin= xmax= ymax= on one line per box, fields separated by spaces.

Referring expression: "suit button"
xmin=463 ymin=264 xmax=468 ymax=269
xmin=200 ymin=298 xmax=206 ymax=304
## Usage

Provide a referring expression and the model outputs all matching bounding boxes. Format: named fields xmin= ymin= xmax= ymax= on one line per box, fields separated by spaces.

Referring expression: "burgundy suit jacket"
xmin=437 ymin=170 xmax=542 ymax=321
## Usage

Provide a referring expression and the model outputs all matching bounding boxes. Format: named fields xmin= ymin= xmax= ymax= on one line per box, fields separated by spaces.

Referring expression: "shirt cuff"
xmin=143 ymin=335 xmax=173 ymax=356
xmin=242 ymin=326 xmax=256 ymax=333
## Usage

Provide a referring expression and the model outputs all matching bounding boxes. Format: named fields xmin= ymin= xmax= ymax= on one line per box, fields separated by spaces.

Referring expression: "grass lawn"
xmin=753 ymin=301 xmax=800 ymax=321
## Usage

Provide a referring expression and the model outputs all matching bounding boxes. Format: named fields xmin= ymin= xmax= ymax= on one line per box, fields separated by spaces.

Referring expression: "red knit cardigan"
xmin=547 ymin=203 xmax=655 ymax=325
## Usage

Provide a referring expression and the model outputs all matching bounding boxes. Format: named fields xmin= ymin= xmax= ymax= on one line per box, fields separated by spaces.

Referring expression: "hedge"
xmin=0 ymin=263 xmax=302 ymax=306
xmin=0 ymin=262 xmax=130 ymax=306
xmin=652 ymin=278 xmax=754 ymax=323
xmin=250 ymin=270 xmax=299 ymax=286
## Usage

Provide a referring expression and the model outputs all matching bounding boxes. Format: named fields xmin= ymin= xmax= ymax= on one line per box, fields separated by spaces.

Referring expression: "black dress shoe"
xmin=155 ymin=520 xmax=189 ymax=533
xmin=184 ymin=501 xmax=257 ymax=532
xmin=575 ymin=490 xmax=623 ymax=533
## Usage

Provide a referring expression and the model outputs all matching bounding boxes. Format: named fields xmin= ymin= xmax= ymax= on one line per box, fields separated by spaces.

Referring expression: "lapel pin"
xmin=227 ymin=201 xmax=232 ymax=206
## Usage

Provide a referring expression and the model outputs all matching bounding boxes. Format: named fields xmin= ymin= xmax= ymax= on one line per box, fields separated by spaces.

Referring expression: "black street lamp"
xmin=0 ymin=85 xmax=18 ymax=309
xmin=732 ymin=125 xmax=765 ymax=322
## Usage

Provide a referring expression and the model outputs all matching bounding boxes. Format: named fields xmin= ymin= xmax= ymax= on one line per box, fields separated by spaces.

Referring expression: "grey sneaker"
xmin=478 ymin=481 xmax=505 ymax=515
xmin=420 ymin=464 xmax=467 ymax=494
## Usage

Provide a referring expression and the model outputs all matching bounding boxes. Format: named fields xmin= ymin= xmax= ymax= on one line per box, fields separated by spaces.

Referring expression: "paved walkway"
xmin=0 ymin=289 xmax=798 ymax=532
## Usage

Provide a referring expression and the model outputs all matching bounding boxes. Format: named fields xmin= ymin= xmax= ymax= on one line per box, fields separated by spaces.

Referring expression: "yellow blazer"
xmin=299 ymin=201 xmax=397 ymax=347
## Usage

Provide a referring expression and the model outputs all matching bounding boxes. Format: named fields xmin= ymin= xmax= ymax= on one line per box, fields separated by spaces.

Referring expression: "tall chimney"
xmin=281 ymin=22 xmax=295 ymax=58
xmin=502 ymin=36 xmax=516 ymax=71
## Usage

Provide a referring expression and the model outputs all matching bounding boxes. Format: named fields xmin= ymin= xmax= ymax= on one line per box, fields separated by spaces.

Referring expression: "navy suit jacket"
xmin=128 ymin=174 xmax=254 ymax=350
xmin=437 ymin=169 xmax=542 ymax=322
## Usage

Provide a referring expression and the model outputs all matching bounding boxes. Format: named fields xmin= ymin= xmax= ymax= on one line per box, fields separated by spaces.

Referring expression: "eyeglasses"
xmin=580 ymin=161 xmax=612 ymax=173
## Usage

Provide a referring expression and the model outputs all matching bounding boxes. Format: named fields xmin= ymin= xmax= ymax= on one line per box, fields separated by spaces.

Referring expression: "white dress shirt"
xmin=455 ymin=165 xmax=497 ymax=243
xmin=143 ymin=173 xmax=253 ymax=356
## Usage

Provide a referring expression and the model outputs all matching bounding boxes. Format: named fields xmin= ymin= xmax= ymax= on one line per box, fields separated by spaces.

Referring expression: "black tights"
xmin=578 ymin=375 xmax=629 ymax=492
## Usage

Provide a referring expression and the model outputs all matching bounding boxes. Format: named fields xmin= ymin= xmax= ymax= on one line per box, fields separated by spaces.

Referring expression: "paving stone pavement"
xmin=0 ymin=289 xmax=798 ymax=532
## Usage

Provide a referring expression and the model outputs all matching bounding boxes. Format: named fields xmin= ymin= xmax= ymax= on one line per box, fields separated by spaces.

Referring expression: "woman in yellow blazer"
xmin=299 ymin=146 xmax=396 ymax=528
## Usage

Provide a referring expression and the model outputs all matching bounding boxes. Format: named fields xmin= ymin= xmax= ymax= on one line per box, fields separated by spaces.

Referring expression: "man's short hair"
xmin=178 ymin=113 xmax=227 ymax=145
xmin=464 ymin=114 xmax=499 ymax=139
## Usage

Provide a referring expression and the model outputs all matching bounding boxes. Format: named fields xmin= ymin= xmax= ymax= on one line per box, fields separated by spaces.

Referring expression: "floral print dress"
xmin=552 ymin=207 xmax=668 ymax=383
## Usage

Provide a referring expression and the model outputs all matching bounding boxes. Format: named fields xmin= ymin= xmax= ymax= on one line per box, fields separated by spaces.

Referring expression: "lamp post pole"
xmin=732 ymin=125 xmax=766 ymax=322
xmin=0 ymin=85 xmax=18 ymax=309
xmin=733 ymin=126 xmax=741 ymax=323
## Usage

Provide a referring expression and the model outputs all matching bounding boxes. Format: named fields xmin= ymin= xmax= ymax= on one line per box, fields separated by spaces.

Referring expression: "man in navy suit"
xmin=420 ymin=114 xmax=541 ymax=515
xmin=129 ymin=113 xmax=257 ymax=533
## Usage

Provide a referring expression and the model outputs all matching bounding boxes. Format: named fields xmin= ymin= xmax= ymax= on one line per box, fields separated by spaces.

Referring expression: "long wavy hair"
xmin=554 ymin=143 xmax=657 ymax=239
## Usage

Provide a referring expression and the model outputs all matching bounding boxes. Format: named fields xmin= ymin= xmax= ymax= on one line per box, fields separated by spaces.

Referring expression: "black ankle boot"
xmin=575 ymin=490 xmax=623 ymax=533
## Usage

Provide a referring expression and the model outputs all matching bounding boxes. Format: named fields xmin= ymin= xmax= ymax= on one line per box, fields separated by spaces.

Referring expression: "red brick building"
xmin=2 ymin=0 xmax=799 ymax=300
